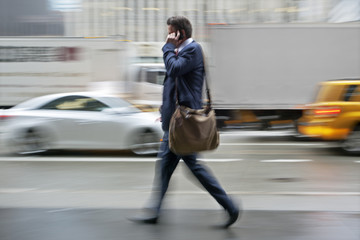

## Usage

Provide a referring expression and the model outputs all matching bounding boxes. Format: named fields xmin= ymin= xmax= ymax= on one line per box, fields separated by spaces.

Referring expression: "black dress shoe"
xmin=222 ymin=209 xmax=239 ymax=228
xmin=128 ymin=216 xmax=158 ymax=224
xmin=212 ymin=206 xmax=241 ymax=229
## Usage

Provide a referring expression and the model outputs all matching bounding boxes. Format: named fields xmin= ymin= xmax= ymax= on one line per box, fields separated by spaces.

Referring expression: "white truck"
xmin=0 ymin=37 xmax=129 ymax=108
xmin=122 ymin=42 xmax=165 ymax=109
xmin=208 ymin=24 xmax=360 ymax=129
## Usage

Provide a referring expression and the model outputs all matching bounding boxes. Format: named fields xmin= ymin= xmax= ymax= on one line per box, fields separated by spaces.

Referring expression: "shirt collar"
xmin=178 ymin=38 xmax=193 ymax=53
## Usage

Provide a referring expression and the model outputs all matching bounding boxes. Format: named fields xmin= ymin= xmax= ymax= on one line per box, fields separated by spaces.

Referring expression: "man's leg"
xmin=153 ymin=132 xmax=180 ymax=214
xmin=182 ymin=155 xmax=240 ymax=227
xmin=129 ymin=132 xmax=179 ymax=224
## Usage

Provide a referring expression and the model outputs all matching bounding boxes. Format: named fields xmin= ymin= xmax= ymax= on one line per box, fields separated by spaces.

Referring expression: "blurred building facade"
xmin=1 ymin=0 xmax=359 ymax=40
xmin=62 ymin=0 xmax=360 ymax=41
xmin=0 ymin=0 xmax=64 ymax=36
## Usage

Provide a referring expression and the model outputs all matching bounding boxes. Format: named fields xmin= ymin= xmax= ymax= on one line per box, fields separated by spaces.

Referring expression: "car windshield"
xmin=11 ymin=95 xmax=52 ymax=110
xmin=102 ymin=97 xmax=141 ymax=113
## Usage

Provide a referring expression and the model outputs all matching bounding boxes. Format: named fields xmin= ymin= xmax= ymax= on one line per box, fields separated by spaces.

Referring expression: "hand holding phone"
xmin=177 ymin=30 xmax=184 ymax=40
xmin=166 ymin=30 xmax=184 ymax=46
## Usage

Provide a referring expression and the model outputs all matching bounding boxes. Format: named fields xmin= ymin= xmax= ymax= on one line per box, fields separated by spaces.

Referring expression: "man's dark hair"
xmin=167 ymin=16 xmax=192 ymax=38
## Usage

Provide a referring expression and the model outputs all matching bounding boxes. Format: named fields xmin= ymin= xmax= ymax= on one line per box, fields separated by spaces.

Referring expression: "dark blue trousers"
xmin=153 ymin=132 xmax=237 ymax=214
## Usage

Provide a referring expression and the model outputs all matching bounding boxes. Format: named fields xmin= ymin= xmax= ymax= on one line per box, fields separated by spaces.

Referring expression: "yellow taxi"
xmin=297 ymin=79 xmax=360 ymax=154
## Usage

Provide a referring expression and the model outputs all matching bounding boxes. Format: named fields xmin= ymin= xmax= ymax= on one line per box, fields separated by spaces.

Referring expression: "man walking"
xmin=130 ymin=16 xmax=240 ymax=228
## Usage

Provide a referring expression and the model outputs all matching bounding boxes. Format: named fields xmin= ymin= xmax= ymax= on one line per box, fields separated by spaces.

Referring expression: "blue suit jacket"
xmin=161 ymin=41 xmax=205 ymax=131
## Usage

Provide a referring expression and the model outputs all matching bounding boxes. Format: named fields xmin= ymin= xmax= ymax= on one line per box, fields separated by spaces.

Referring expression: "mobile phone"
xmin=177 ymin=30 xmax=184 ymax=40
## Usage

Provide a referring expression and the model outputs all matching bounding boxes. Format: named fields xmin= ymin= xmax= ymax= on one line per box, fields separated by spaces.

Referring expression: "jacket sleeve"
xmin=162 ymin=43 xmax=200 ymax=78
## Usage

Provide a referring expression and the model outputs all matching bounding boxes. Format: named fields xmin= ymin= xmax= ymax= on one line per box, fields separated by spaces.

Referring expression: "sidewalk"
xmin=0 ymin=208 xmax=359 ymax=240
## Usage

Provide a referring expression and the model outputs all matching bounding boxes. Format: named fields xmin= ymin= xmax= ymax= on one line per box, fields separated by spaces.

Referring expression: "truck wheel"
xmin=216 ymin=118 xmax=226 ymax=129
xmin=260 ymin=121 xmax=271 ymax=130
xmin=341 ymin=126 xmax=360 ymax=155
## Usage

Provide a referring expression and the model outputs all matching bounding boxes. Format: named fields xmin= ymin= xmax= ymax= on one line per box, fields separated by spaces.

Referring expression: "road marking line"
xmin=221 ymin=143 xmax=326 ymax=146
xmin=220 ymin=131 xmax=293 ymax=136
xmin=0 ymin=188 xmax=38 ymax=193
xmin=0 ymin=157 xmax=242 ymax=163
xmin=260 ymin=159 xmax=312 ymax=163
xmin=0 ymin=188 xmax=359 ymax=196
xmin=355 ymin=161 xmax=360 ymax=163
xmin=171 ymin=191 xmax=360 ymax=196
xmin=47 ymin=208 xmax=74 ymax=213
xmin=198 ymin=158 xmax=242 ymax=162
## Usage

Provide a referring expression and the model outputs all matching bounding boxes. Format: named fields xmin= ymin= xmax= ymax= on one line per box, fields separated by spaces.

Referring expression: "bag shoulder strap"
xmin=174 ymin=46 xmax=213 ymax=111
xmin=201 ymin=48 xmax=212 ymax=110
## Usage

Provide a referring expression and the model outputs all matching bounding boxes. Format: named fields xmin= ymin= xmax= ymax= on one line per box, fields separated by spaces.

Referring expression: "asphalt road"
xmin=0 ymin=130 xmax=359 ymax=240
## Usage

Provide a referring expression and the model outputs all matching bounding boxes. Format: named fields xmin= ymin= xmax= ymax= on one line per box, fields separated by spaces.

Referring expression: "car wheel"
xmin=341 ymin=126 xmax=360 ymax=155
xmin=130 ymin=130 xmax=160 ymax=155
xmin=13 ymin=128 xmax=50 ymax=155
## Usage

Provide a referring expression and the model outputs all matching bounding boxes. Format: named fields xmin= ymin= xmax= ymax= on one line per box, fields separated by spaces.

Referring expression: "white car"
xmin=0 ymin=92 xmax=163 ymax=155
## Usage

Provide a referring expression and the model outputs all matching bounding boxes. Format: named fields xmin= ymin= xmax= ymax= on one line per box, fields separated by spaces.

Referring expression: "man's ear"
xmin=181 ymin=29 xmax=186 ymax=39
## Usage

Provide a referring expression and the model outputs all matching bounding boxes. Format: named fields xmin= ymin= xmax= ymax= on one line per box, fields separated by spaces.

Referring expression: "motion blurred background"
xmin=1 ymin=0 xmax=359 ymax=39
xmin=0 ymin=2 xmax=359 ymax=239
